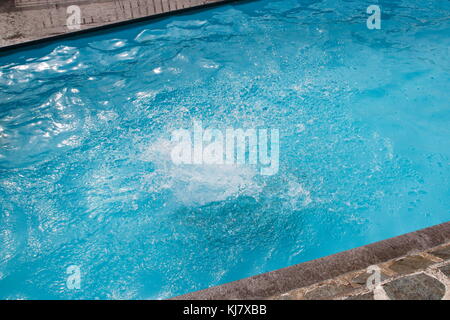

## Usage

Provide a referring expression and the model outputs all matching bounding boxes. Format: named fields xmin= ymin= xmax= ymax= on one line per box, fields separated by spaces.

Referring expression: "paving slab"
xmin=303 ymin=282 xmax=357 ymax=300
xmin=345 ymin=292 xmax=375 ymax=300
xmin=387 ymin=255 xmax=435 ymax=275
xmin=430 ymin=244 xmax=450 ymax=261
xmin=383 ymin=273 xmax=446 ymax=300
xmin=438 ymin=264 xmax=450 ymax=278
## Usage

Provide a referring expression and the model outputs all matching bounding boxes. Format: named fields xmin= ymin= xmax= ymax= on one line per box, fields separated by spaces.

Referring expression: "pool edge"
xmin=173 ymin=221 xmax=450 ymax=300
xmin=0 ymin=0 xmax=254 ymax=53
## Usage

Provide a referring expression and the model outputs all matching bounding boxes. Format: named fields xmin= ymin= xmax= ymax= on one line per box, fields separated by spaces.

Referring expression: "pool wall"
xmin=175 ymin=222 xmax=450 ymax=299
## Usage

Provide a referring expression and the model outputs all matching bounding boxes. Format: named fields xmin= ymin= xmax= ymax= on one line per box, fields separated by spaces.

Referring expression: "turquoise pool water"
xmin=0 ymin=0 xmax=449 ymax=299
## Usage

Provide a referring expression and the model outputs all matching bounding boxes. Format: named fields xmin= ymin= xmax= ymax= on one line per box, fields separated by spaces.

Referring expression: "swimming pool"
xmin=0 ymin=0 xmax=449 ymax=299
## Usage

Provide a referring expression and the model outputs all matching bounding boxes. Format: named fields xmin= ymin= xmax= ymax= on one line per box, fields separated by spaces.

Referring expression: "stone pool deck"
xmin=0 ymin=0 xmax=236 ymax=48
xmin=177 ymin=222 xmax=450 ymax=300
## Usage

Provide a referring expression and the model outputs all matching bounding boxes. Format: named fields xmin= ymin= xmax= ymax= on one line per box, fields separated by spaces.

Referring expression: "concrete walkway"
xmin=0 ymin=0 xmax=229 ymax=47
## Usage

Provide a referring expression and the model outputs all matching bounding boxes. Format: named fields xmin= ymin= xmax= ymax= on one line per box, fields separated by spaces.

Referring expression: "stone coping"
xmin=175 ymin=222 xmax=450 ymax=300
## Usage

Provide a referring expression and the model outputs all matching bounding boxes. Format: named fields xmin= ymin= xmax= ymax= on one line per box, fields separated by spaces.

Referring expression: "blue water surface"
xmin=0 ymin=0 xmax=449 ymax=299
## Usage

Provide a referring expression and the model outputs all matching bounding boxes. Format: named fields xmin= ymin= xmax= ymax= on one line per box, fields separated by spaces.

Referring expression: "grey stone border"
xmin=174 ymin=221 xmax=450 ymax=300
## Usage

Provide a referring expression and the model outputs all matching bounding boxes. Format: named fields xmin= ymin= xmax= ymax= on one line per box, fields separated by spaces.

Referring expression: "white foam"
xmin=140 ymin=137 xmax=263 ymax=206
